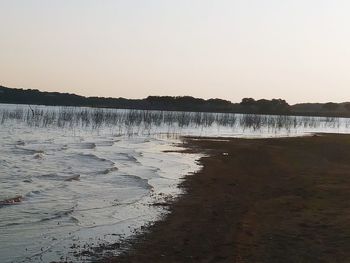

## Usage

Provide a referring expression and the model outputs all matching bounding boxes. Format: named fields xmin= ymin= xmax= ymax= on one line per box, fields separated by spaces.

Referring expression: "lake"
xmin=1 ymin=104 xmax=350 ymax=262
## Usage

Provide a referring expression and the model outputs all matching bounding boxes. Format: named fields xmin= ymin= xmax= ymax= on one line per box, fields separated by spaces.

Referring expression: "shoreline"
xmin=100 ymin=133 xmax=350 ymax=262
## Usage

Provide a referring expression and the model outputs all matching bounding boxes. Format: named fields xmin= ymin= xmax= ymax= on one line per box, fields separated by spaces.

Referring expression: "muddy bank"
xmin=105 ymin=134 xmax=350 ymax=263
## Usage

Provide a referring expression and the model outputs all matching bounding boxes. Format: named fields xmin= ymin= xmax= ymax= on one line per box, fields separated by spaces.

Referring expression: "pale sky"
xmin=1 ymin=0 xmax=350 ymax=104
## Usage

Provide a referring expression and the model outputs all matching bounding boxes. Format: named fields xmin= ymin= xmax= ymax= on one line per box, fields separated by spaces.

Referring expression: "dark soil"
xmin=104 ymin=134 xmax=350 ymax=263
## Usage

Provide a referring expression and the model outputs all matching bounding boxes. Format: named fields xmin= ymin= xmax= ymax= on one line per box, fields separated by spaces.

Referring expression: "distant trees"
xmin=345 ymin=103 xmax=350 ymax=112
xmin=1 ymin=85 xmax=350 ymax=117
xmin=144 ymin=96 xmax=234 ymax=112
xmin=239 ymin=98 xmax=290 ymax=114
xmin=0 ymin=85 xmax=291 ymax=114
xmin=323 ymin=103 xmax=339 ymax=111
xmin=241 ymin=98 xmax=256 ymax=106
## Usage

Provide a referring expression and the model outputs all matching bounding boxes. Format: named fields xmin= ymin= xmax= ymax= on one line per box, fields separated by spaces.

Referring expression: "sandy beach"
xmin=103 ymin=134 xmax=350 ymax=263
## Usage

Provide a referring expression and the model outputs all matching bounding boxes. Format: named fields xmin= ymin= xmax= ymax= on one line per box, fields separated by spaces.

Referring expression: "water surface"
xmin=1 ymin=104 xmax=350 ymax=262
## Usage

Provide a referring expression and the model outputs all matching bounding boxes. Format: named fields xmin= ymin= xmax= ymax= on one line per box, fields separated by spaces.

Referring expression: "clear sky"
xmin=1 ymin=0 xmax=350 ymax=104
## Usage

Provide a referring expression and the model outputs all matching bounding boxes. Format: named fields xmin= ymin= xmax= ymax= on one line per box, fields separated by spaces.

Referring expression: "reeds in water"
xmin=0 ymin=104 xmax=348 ymax=136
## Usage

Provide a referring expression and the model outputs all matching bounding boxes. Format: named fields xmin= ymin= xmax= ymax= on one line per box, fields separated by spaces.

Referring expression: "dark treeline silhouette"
xmin=1 ymin=85 xmax=349 ymax=117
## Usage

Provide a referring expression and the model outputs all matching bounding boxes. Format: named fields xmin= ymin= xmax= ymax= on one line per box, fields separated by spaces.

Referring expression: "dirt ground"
xmin=105 ymin=134 xmax=350 ymax=263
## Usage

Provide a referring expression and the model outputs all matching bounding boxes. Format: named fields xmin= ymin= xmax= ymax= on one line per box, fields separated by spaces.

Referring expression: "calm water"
xmin=1 ymin=104 xmax=350 ymax=263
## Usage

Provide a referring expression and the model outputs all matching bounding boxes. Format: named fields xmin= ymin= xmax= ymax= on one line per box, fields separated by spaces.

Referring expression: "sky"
xmin=1 ymin=0 xmax=350 ymax=104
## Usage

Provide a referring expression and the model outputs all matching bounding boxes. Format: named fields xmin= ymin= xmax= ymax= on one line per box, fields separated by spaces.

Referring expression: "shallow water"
xmin=1 ymin=104 xmax=350 ymax=263
xmin=0 ymin=123 xmax=201 ymax=262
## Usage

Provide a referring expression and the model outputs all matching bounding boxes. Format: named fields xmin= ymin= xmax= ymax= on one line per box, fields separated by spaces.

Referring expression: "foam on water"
xmin=0 ymin=124 xmax=201 ymax=262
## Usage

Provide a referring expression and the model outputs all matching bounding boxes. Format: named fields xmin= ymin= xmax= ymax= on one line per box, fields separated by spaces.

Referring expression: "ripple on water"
xmin=0 ymin=118 xmax=202 ymax=263
xmin=70 ymin=142 xmax=96 ymax=149
xmin=0 ymin=195 xmax=23 ymax=207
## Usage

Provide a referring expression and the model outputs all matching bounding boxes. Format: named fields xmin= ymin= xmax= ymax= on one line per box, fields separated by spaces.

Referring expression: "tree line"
xmin=1 ymin=85 xmax=349 ymax=117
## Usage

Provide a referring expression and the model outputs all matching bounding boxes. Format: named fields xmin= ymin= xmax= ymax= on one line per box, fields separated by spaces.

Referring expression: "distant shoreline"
xmin=104 ymin=134 xmax=350 ymax=262
xmin=2 ymin=85 xmax=350 ymax=118
xmin=1 ymin=101 xmax=350 ymax=120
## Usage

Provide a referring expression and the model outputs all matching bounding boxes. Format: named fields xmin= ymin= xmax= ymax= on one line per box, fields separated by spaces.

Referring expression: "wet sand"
xmin=105 ymin=134 xmax=350 ymax=263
